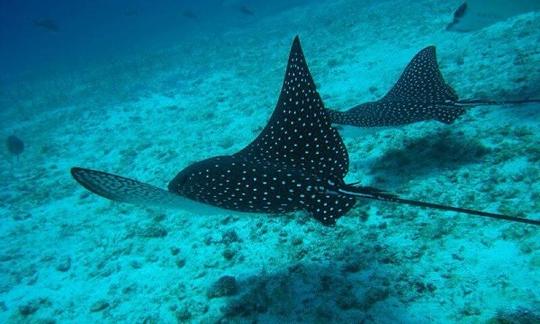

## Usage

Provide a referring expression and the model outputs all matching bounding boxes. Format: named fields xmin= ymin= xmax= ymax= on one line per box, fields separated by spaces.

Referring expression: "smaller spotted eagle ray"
xmin=327 ymin=46 xmax=540 ymax=128
xmin=71 ymin=37 xmax=540 ymax=226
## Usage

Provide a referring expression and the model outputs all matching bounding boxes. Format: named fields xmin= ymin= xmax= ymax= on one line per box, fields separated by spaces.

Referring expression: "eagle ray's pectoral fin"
xmin=72 ymin=167 xmax=188 ymax=208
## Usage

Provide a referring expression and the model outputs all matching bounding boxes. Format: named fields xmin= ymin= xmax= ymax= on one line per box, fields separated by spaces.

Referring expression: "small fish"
xmin=33 ymin=18 xmax=59 ymax=32
xmin=446 ymin=0 xmax=540 ymax=32
xmin=71 ymin=37 xmax=540 ymax=227
xmin=182 ymin=10 xmax=198 ymax=20
xmin=328 ymin=46 xmax=540 ymax=128
xmin=6 ymin=135 xmax=24 ymax=161
xmin=123 ymin=9 xmax=139 ymax=17
xmin=239 ymin=5 xmax=254 ymax=16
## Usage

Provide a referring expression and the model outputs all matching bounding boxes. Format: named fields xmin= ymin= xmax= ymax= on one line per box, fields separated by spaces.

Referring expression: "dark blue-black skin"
xmin=327 ymin=46 xmax=466 ymax=127
xmin=168 ymin=37 xmax=356 ymax=225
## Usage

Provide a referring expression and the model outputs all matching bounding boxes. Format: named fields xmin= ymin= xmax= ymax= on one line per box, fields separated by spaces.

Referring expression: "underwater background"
xmin=1 ymin=0 xmax=539 ymax=323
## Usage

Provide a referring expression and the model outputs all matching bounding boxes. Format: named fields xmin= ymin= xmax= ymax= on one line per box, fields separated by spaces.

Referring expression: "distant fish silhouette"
xmin=32 ymin=18 xmax=59 ymax=32
xmin=328 ymin=46 xmax=540 ymax=128
xmin=71 ymin=37 xmax=540 ymax=226
xmin=6 ymin=135 xmax=24 ymax=160
xmin=239 ymin=5 xmax=255 ymax=16
xmin=182 ymin=10 xmax=198 ymax=20
xmin=446 ymin=0 xmax=540 ymax=32
xmin=123 ymin=9 xmax=139 ymax=17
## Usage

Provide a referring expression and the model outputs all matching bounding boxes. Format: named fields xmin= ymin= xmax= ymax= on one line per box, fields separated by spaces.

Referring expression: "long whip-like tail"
xmin=456 ymin=98 xmax=540 ymax=107
xmin=339 ymin=186 xmax=540 ymax=226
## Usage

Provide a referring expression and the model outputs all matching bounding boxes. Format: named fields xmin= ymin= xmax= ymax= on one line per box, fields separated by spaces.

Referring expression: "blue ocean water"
xmin=1 ymin=0 xmax=539 ymax=322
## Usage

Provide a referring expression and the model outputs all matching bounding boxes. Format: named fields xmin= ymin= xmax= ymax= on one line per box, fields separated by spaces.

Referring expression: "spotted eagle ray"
xmin=71 ymin=37 xmax=540 ymax=226
xmin=327 ymin=46 xmax=540 ymax=128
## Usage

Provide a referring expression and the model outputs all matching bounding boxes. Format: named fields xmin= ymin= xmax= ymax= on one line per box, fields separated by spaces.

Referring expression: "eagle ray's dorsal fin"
xmin=382 ymin=46 xmax=458 ymax=103
xmin=236 ymin=36 xmax=349 ymax=179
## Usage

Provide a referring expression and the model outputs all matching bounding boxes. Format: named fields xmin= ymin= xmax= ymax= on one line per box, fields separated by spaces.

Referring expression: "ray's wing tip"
xmin=70 ymin=166 xmax=85 ymax=181
xmin=419 ymin=45 xmax=437 ymax=57
xmin=70 ymin=166 xmax=97 ymax=182
xmin=70 ymin=166 xmax=98 ymax=197
xmin=291 ymin=35 xmax=303 ymax=53
xmin=70 ymin=166 xmax=97 ymax=190
xmin=70 ymin=166 xmax=129 ymax=203
xmin=71 ymin=166 xmax=83 ymax=174
xmin=70 ymin=167 xmax=107 ymax=192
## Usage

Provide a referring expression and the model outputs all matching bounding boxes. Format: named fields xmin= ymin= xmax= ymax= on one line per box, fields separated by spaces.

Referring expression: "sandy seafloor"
xmin=1 ymin=0 xmax=540 ymax=323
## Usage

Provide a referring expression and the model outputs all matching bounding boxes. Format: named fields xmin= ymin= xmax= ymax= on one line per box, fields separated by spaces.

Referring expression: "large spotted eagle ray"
xmin=328 ymin=46 xmax=540 ymax=128
xmin=71 ymin=37 xmax=539 ymax=226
